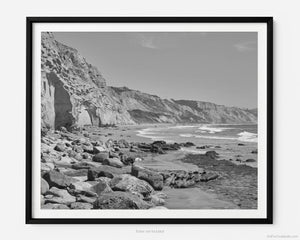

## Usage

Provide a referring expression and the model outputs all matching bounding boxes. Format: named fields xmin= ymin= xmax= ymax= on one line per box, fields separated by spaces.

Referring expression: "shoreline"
xmin=40 ymin=124 xmax=258 ymax=210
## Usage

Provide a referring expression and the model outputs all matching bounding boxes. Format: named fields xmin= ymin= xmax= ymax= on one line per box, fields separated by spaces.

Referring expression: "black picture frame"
xmin=26 ymin=16 xmax=273 ymax=224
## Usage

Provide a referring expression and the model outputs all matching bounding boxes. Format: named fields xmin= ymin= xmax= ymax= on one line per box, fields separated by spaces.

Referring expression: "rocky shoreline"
xmin=41 ymin=125 xmax=257 ymax=210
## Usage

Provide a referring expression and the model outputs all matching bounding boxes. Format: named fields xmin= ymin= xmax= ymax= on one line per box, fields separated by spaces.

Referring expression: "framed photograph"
xmin=26 ymin=17 xmax=273 ymax=224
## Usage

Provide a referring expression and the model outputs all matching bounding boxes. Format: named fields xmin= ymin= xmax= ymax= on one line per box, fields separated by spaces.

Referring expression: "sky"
xmin=53 ymin=32 xmax=257 ymax=108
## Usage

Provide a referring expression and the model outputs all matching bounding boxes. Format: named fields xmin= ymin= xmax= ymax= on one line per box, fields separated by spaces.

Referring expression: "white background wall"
xmin=0 ymin=0 xmax=299 ymax=239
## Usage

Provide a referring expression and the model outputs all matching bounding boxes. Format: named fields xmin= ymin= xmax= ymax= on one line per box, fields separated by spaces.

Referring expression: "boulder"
xmin=110 ymin=174 xmax=154 ymax=196
xmin=205 ymin=151 xmax=219 ymax=159
xmin=251 ymin=149 xmax=258 ymax=154
xmin=87 ymin=165 xmax=130 ymax=180
xmin=44 ymin=187 xmax=76 ymax=205
xmin=63 ymin=169 xmax=88 ymax=177
xmin=92 ymin=152 xmax=109 ymax=163
xmin=93 ymin=191 xmax=152 ymax=209
xmin=245 ymin=159 xmax=256 ymax=162
xmin=43 ymin=170 xmax=78 ymax=189
xmin=93 ymin=146 xmax=107 ymax=154
xmin=146 ymin=195 xmax=165 ymax=206
xmin=102 ymin=157 xmax=124 ymax=168
xmin=41 ymin=203 xmax=69 ymax=209
xmin=76 ymin=195 xmax=97 ymax=204
xmin=54 ymin=143 xmax=65 ymax=152
xmin=70 ymin=202 xmax=93 ymax=209
xmin=131 ymin=165 xmax=164 ymax=190
xmin=41 ymin=178 xmax=49 ymax=195
xmin=69 ymin=181 xmax=92 ymax=191
xmin=90 ymin=179 xmax=112 ymax=196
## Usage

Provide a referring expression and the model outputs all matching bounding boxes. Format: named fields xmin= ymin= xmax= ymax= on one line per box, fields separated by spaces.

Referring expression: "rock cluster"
xmin=41 ymin=128 xmax=212 ymax=209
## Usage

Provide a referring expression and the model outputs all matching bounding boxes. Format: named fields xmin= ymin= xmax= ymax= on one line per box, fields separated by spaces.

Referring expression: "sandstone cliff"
xmin=41 ymin=32 xmax=257 ymax=129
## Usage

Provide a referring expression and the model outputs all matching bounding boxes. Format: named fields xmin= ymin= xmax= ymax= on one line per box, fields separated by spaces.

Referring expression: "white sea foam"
xmin=168 ymin=125 xmax=198 ymax=129
xmin=180 ymin=131 xmax=258 ymax=142
xmin=136 ymin=128 xmax=174 ymax=143
xmin=179 ymin=134 xmax=194 ymax=138
xmin=196 ymin=125 xmax=232 ymax=134
xmin=237 ymin=131 xmax=258 ymax=143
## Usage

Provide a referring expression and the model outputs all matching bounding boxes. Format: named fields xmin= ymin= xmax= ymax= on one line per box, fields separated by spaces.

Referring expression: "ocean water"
xmin=136 ymin=124 xmax=258 ymax=144
xmin=136 ymin=124 xmax=258 ymax=163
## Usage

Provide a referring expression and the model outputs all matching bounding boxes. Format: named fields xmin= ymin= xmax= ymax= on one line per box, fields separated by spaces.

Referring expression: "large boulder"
xmin=110 ymin=174 xmax=154 ymax=196
xmin=87 ymin=165 xmax=131 ymax=180
xmin=131 ymin=165 xmax=164 ymax=190
xmin=102 ymin=157 xmax=124 ymax=168
xmin=92 ymin=152 xmax=109 ymax=163
xmin=90 ymin=179 xmax=112 ymax=195
xmin=63 ymin=169 xmax=89 ymax=177
xmin=93 ymin=191 xmax=152 ymax=209
xmin=41 ymin=178 xmax=49 ymax=195
xmin=44 ymin=187 xmax=76 ymax=205
xmin=42 ymin=170 xmax=78 ymax=189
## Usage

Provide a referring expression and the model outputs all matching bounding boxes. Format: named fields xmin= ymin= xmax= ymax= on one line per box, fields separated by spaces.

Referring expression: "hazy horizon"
xmin=53 ymin=32 xmax=257 ymax=109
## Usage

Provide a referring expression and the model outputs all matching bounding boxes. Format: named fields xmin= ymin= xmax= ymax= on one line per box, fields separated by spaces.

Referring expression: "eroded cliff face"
xmin=41 ymin=32 xmax=134 ymax=129
xmin=41 ymin=32 xmax=257 ymax=129
xmin=109 ymin=87 xmax=257 ymax=124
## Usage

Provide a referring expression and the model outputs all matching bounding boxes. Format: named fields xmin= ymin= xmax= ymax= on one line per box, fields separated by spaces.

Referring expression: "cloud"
xmin=234 ymin=41 xmax=257 ymax=52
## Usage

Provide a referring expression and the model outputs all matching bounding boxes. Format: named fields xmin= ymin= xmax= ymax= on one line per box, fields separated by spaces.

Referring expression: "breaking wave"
xmin=196 ymin=125 xmax=232 ymax=134
xmin=237 ymin=131 xmax=258 ymax=142
xmin=180 ymin=131 xmax=258 ymax=143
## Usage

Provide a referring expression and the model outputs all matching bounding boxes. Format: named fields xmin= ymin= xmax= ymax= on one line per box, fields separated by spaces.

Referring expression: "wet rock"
xmin=182 ymin=142 xmax=195 ymax=147
xmin=93 ymin=191 xmax=152 ymax=209
xmin=43 ymin=170 xmax=78 ymax=189
xmin=131 ymin=165 xmax=164 ymax=190
xmin=251 ymin=149 xmax=258 ymax=154
xmin=70 ymin=202 xmax=93 ymax=209
xmin=238 ymin=143 xmax=245 ymax=146
xmin=205 ymin=151 xmax=219 ymax=159
xmin=200 ymin=173 xmax=219 ymax=182
xmin=110 ymin=174 xmax=154 ymax=196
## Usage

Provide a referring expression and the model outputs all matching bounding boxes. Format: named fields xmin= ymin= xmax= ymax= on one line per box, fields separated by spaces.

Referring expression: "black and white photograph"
xmin=26 ymin=18 xmax=272 ymax=223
